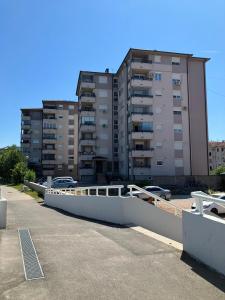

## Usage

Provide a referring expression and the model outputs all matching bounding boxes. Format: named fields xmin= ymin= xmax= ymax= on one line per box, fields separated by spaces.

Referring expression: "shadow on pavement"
xmin=42 ymin=203 xmax=126 ymax=229
xmin=181 ymin=251 xmax=225 ymax=293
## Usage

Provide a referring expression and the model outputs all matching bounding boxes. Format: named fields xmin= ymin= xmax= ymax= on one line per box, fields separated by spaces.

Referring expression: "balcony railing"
xmin=81 ymin=92 xmax=95 ymax=97
xmin=133 ymin=165 xmax=151 ymax=168
xmin=79 ymin=151 xmax=96 ymax=155
xmin=129 ymin=94 xmax=154 ymax=99
xmin=131 ymin=148 xmax=154 ymax=151
xmin=131 ymin=58 xmax=152 ymax=64
xmin=80 ymin=122 xmax=95 ymax=126
xmin=131 ymin=76 xmax=153 ymax=81
xmin=132 ymin=129 xmax=154 ymax=133
xmin=129 ymin=111 xmax=153 ymax=115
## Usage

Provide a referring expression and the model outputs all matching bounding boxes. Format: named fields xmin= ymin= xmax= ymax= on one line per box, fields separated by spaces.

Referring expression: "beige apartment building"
xmin=21 ymin=100 xmax=78 ymax=178
xmin=77 ymin=48 xmax=209 ymax=182
xmin=208 ymin=141 xmax=225 ymax=171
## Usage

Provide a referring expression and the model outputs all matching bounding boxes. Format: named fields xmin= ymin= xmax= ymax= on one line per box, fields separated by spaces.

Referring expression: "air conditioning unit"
xmin=182 ymin=106 xmax=187 ymax=111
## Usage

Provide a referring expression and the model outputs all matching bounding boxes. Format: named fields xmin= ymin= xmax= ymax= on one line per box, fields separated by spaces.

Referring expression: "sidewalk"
xmin=0 ymin=185 xmax=225 ymax=300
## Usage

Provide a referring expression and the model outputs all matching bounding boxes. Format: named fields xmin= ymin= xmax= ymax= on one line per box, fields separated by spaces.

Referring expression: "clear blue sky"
xmin=0 ymin=0 xmax=225 ymax=147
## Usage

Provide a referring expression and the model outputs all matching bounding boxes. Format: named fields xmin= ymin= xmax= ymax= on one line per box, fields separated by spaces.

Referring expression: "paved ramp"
xmin=0 ymin=185 xmax=225 ymax=300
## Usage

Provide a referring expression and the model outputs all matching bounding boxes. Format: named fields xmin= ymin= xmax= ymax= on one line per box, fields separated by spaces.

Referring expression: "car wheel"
xmin=211 ymin=208 xmax=218 ymax=215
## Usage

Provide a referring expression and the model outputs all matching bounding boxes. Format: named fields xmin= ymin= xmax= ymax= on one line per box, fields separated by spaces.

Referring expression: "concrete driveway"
xmin=0 ymin=186 xmax=225 ymax=300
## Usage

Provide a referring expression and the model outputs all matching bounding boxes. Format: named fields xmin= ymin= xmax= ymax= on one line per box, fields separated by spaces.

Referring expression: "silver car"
xmin=127 ymin=186 xmax=171 ymax=200
xmin=51 ymin=179 xmax=77 ymax=189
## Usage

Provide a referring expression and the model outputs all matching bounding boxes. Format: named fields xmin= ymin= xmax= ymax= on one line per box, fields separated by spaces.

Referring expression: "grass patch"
xmin=8 ymin=183 xmax=43 ymax=203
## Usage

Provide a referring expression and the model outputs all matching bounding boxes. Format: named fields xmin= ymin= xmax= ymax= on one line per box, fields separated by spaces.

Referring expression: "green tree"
xmin=211 ymin=165 xmax=225 ymax=175
xmin=11 ymin=162 xmax=27 ymax=184
xmin=24 ymin=169 xmax=36 ymax=182
xmin=0 ymin=145 xmax=26 ymax=182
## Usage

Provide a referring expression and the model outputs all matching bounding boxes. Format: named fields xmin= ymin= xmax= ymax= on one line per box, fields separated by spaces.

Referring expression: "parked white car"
xmin=192 ymin=194 xmax=225 ymax=215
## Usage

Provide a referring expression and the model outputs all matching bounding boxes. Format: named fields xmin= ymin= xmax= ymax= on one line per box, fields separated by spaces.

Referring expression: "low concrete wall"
xmin=24 ymin=181 xmax=46 ymax=195
xmin=123 ymin=197 xmax=182 ymax=242
xmin=45 ymin=194 xmax=125 ymax=225
xmin=45 ymin=194 xmax=182 ymax=242
xmin=0 ymin=199 xmax=7 ymax=229
xmin=183 ymin=210 xmax=225 ymax=276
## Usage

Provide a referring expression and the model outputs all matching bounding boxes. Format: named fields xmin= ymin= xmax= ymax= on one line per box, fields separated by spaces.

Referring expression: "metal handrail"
xmin=191 ymin=191 xmax=225 ymax=215
xmin=127 ymin=184 xmax=182 ymax=217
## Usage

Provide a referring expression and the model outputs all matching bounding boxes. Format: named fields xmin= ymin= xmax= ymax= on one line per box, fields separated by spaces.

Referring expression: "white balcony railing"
xmin=191 ymin=191 xmax=225 ymax=215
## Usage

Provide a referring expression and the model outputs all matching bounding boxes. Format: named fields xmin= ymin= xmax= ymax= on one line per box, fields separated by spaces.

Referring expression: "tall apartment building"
xmin=76 ymin=48 xmax=209 ymax=182
xmin=76 ymin=71 xmax=119 ymax=183
xmin=21 ymin=100 xmax=78 ymax=178
xmin=208 ymin=141 xmax=225 ymax=171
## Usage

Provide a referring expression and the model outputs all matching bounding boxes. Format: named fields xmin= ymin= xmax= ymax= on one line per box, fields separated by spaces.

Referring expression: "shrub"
xmin=11 ymin=162 xmax=27 ymax=184
xmin=24 ymin=169 xmax=36 ymax=182
xmin=211 ymin=165 xmax=225 ymax=175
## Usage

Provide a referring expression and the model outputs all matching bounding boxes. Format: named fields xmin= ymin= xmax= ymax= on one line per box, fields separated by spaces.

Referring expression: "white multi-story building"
xmin=77 ymin=48 xmax=209 ymax=182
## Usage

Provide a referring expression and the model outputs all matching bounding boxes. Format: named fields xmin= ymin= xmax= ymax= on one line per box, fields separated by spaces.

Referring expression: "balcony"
xmin=42 ymin=149 xmax=56 ymax=154
xmin=80 ymin=109 xmax=96 ymax=117
xmin=21 ymin=134 xmax=30 ymax=139
xmin=130 ymin=59 xmax=152 ymax=71
xmin=80 ymin=124 xmax=96 ymax=132
xmin=130 ymin=77 xmax=153 ymax=88
xmin=79 ymin=139 xmax=96 ymax=146
xmin=79 ymin=152 xmax=95 ymax=160
xmin=130 ymin=149 xmax=154 ymax=158
xmin=132 ymin=166 xmax=151 ymax=176
xmin=128 ymin=95 xmax=154 ymax=106
xmin=21 ymin=124 xmax=31 ymax=130
xmin=79 ymin=167 xmax=95 ymax=176
xmin=21 ymin=142 xmax=30 ymax=148
xmin=80 ymin=93 xmax=96 ymax=103
xmin=43 ymin=138 xmax=57 ymax=144
xmin=80 ymin=81 xmax=95 ymax=89
xmin=42 ymin=160 xmax=56 ymax=164
xmin=22 ymin=115 xmax=31 ymax=121
xmin=130 ymin=131 xmax=153 ymax=140
xmin=43 ymin=108 xmax=57 ymax=114
xmin=128 ymin=112 xmax=153 ymax=122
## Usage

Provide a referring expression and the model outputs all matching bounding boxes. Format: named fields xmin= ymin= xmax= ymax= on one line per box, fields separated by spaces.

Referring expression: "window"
xmin=157 ymin=161 xmax=163 ymax=166
xmin=58 ymin=115 xmax=63 ymax=119
xmin=174 ymin=124 xmax=182 ymax=133
xmin=174 ymin=141 xmax=183 ymax=150
xmin=173 ymin=111 xmax=182 ymax=115
xmin=154 ymin=55 xmax=161 ymax=63
xmin=114 ymin=147 xmax=118 ymax=153
xmin=58 ymin=104 xmax=63 ymax=109
xmin=154 ymin=73 xmax=162 ymax=81
xmin=173 ymin=91 xmax=181 ymax=99
xmin=99 ymin=90 xmax=108 ymax=97
xmin=172 ymin=57 xmax=180 ymax=65
xmin=68 ymin=105 xmax=74 ymax=110
xmin=99 ymin=76 xmax=108 ymax=84
xmin=81 ymin=116 xmax=95 ymax=125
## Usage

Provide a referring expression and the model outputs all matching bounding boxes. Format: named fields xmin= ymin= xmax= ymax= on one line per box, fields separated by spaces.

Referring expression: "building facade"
xmin=208 ymin=141 xmax=225 ymax=171
xmin=21 ymin=100 xmax=78 ymax=178
xmin=77 ymin=49 xmax=209 ymax=182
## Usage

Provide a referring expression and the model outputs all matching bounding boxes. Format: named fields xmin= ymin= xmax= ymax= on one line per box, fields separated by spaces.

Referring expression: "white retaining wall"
xmin=24 ymin=181 xmax=46 ymax=195
xmin=0 ymin=199 xmax=7 ymax=229
xmin=45 ymin=193 xmax=182 ymax=242
xmin=123 ymin=197 xmax=182 ymax=242
xmin=183 ymin=210 xmax=225 ymax=276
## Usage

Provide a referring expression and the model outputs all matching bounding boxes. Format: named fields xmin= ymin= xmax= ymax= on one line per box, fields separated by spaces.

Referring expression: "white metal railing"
xmin=191 ymin=191 xmax=225 ymax=215
xmin=127 ymin=184 xmax=182 ymax=217
xmin=45 ymin=185 xmax=124 ymax=197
